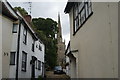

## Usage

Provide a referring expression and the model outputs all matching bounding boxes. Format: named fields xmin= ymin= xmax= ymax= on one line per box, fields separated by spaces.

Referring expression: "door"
xmin=31 ymin=56 xmax=37 ymax=79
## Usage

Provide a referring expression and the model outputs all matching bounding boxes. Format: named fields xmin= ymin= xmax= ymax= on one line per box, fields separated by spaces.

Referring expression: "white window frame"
xmin=73 ymin=0 xmax=92 ymax=34
xmin=22 ymin=51 xmax=27 ymax=72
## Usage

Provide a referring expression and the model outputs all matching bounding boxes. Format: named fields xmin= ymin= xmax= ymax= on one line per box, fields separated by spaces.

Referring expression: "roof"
xmin=64 ymin=2 xmax=74 ymax=14
xmin=0 ymin=1 xmax=18 ymax=21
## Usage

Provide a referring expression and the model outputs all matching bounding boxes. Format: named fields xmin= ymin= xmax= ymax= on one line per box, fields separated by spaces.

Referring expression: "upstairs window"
xmin=22 ymin=51 xmax=27 ymax=72
xmin=10 ymin=52 xmax=16 ymax=65
xmin=73 ymin=0 xmax=92 ymax=34
xmin=23 ymin=27 xmax=27 ymax=44
xmin=38 ymin=60 xmax=41 ymax=70
xmin=39 ymin=44 xmax=42 ymax=51
xmin=32 ymin=41 xmax=35 ymax=52
xmin=12 ymin=23 xmax=18 ymax=33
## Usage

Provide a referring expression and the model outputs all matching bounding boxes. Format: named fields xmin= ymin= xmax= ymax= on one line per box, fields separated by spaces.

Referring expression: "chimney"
xmin=24 ymin=15 xmax=31 ymax=24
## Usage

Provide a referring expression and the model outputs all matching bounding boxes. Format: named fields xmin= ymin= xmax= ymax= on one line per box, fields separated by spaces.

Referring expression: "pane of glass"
xmin=78 ymin=1 xmax=84 ymax=12
xmin=76 ymin=18 xmax=79 ymax=30
xmin=23 ymin=35 xmax=26 ymax=43
xmin=22 ymin=61 xmax=25 ymax=69
xmin=88 ymin=0 xmax=91 ymax=7
xmin=75 ymin=5 xmax=78 ymax=18
xmin=74 ymin=20 xmax=77 ymax=32
xmin=23 ymin=27 xmax=27 ymax=35
xmin=13 ymin=24 xmax=17 ymax=33
xmin=88 ymin=6 xmax=92 ymax=15
xmin=81 ymin=8 xmax=85 ymax=24
xmin=85 ymin=3 xmax=88 ymax=18
xmin=78 ymin=14 xmax=81 ymax=27
xmin=10 ymin=52 xmax=15 ymax=64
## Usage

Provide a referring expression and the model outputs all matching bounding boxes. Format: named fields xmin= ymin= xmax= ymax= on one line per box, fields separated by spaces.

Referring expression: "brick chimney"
xmin=24 ymin=15 xmax=31 ymax=24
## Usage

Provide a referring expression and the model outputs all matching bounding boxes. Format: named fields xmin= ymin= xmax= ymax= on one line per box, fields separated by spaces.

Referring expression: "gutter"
xmin=15 ymin=19 xmax=21 ymax=80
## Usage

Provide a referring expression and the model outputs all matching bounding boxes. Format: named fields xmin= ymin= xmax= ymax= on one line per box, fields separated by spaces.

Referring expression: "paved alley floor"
xmin=45 ymin=71 xmax=70 ymax=80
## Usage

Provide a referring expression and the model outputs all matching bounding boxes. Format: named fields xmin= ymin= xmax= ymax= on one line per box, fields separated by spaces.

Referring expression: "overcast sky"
xmin=9 ymin=1 xmax=70 ymax=47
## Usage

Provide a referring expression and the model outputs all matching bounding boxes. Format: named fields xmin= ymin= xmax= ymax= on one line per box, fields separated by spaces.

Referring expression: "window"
xmin=23 ymin=27 xmax=27 ymax=44
xmin=22 ymin=51 xmax=27 ymax=72
xmin=10 ymin=52 xmax=16 ymax=65
xmin=38 ymin=60 xmax=41 ymax=70
xmin=73 ymin=0 xmax=92 ymax=34
xmin=35 ymin=60 xmax=37 ymax=69
xmin=12 ymin=23 xmax=18 ymax=33
xmin=32 ymin=41 xmax=35 ymax=52
xmin=39 ymin=44 xmax=42 ymax=51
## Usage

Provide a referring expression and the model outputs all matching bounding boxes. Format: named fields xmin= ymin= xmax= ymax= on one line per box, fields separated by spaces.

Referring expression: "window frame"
xmin=39 ymin=44 xmax=42 ymax=51
xmin=10 ymin=52 xmax=16 ymax=65
xmin=38 ymin=60 xmax=41 ymax=70
xmin=32 ymin=41 xmax=35 ymax=52
xmin=12 ymin=23 xmax=18 ymax=33
xmin=21 ymin=51 xmax=27 ymax=72
xmin=73 ymin=0 xmax=93 ymax=35
xmin=23 ymin=27 xmax=27 ymax=45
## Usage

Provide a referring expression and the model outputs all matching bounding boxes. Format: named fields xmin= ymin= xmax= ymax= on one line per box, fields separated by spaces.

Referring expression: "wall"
xmin=12 ymin=23 xmax=45 ymax=78
xmin=0 ymin=14 xmax=2 ymax=80
xmin=9 ymin=23 xmax=19 ymax=78
xmin=2 ymin=16 xmax=13 ymax=78
xmin=18 ymin=23 xmax=33 ymax=78
xmin=69 ymin=2 xmax=118 ymax=78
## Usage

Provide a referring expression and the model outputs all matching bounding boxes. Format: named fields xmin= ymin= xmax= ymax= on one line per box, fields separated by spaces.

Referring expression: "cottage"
xmin=1 ymin=1 xmax=45 ymax=79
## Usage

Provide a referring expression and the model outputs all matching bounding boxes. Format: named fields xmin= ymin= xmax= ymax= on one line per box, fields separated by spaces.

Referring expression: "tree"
xmin=14 ymin=7 xmax=28 ymax=16
xmin=32 ymin=18 xmax=58 ymax=69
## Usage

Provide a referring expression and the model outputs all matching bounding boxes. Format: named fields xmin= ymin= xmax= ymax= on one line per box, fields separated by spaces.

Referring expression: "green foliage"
xmin=14 ymin=7 xmax=28 ymax=16
xmin=32 ymin=18 xmax=58 ymax=69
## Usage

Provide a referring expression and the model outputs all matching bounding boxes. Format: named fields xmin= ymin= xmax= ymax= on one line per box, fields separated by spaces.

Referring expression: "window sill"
xmin=12 ymin=31 xmax=17 ymax=33
xmin=73 ymin=12 xmax=93 ymax=36
xmin=38 ymin=69 xmax=41 ymax=71
xmin=10 ymin=64 xmax=15 ymax=65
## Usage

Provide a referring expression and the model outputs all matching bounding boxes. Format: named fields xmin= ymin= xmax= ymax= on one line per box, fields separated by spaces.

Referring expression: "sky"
xmin=8 ymin=1 xmax=70 ymax=47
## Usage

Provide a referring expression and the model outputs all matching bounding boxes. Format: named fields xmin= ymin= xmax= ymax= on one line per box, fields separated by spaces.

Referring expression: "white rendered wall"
xmin=69 ymin=2 xmax=118 ymax=78
xmin=2 ymin=16 xmax=13 ymax=78
xmin=9 ymin=24 xmax=19 ymax=78
xmin=0 ymin=14 xmax=2 ymax=80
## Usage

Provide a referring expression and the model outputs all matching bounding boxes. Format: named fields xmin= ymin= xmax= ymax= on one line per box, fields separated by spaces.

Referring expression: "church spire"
xmin=58 ymin=12 xmax=62 ymax=38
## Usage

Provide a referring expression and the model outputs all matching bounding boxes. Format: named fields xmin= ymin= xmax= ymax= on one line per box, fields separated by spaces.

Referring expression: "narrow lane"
xmin=45 ymin=71 xmax=70 ymax=80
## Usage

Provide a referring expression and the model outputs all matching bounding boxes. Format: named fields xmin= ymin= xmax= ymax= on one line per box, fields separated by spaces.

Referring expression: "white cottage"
xmin=1 ymin=1 xmax=45 ymax=79
xmin=1 ymin=1 xmax=18 ymax=79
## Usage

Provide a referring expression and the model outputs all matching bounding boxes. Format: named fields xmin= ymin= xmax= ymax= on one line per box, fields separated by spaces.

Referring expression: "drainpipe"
xmin=16 ymin=20 xmax=21 ymax=80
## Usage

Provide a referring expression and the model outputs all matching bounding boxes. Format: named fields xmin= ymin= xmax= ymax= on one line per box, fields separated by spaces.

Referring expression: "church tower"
xmin=57 ymin=13 xmax=65 ymax=66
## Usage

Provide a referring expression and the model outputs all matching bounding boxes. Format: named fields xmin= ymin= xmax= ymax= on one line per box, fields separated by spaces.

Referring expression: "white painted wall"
xmin=0 ymin=14 xmax=2 ymax=80
xmin=69 ymin=2 xmax=118 ymax=78
xmin=34 ymin=41 xmax=45 ymax=78
xmin=2 ymin=15 xmax=13 ymax=78
xmin=9 ymin=22 xmax=45 ymax=78
xmin=65 ymin=56 xmax=70 ymax=76
xmin=9 ymin=24 xmax=19 ymax=78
